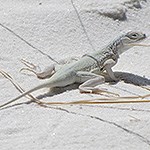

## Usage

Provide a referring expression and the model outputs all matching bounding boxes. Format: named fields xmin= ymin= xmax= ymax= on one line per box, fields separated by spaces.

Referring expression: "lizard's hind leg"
xmin=76 ymin=71 xmax=119 ymax=96
xmin=20 ymin=59 xmax=55 ymax=79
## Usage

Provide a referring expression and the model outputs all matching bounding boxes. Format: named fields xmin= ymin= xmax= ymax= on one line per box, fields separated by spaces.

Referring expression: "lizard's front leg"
xmin=103 ymin=59 xmax=119 ymax=82
xmin=76 ymin=71 xmax=118 ymax=96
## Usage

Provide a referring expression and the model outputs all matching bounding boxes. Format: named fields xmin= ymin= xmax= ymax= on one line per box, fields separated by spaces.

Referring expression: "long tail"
xmin=0 ymin=83 xmax=50 ymax=109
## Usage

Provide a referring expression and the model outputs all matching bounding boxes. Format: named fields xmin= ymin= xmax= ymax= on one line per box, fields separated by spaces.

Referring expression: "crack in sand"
xmin=1 ymin=102 xmax=150 ymax=146
xmin=70 ymin=0 xmax=96 ymax=52
xmin=82 ymin=105 xmax=150 ymax=113
xmin=0 ymin=23 xmax=59 ymax=64
xmin=49 ymin=106 xmax=150 ymax=146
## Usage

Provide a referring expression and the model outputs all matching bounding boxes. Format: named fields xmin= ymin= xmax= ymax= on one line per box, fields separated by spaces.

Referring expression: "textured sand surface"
xmin=0 ymin=0 xmax=150 ymax=149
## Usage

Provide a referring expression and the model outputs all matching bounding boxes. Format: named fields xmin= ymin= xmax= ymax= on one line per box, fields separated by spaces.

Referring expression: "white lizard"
xmin=0 ymin=31 xmax=146 ymax=108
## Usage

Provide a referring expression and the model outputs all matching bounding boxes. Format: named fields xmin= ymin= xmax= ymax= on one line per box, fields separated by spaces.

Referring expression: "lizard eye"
xmin=131 ymin=33 xmax=138 ymax=37
xmin=129 ymin=33 xmax=139 ymax=39
xmin=131 ymin=34 xmax=137 ymax=37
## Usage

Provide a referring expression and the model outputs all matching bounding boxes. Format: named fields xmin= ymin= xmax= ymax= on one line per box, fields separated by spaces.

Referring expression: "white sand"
xmin=0 ymin=0 xmax=150 ymax=149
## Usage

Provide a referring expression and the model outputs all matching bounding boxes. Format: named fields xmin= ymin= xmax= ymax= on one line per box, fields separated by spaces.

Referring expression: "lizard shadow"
xmin=37 ymin=71 xmax=150 ymax=100
xmin=113 ymin=71 xmax=150 ymax=86
xmin=36 ymin=83 xmax=80 ymax=99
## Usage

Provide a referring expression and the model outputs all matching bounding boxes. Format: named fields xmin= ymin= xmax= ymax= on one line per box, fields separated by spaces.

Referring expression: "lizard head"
xmin=122 ymin=31 xmax=146 ymax=44
xmin=116 ymin=31 xmax=146 ymax=55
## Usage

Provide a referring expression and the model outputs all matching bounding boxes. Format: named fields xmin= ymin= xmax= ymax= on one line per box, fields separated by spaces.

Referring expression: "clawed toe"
xmin=20 ymin=67 xmax=37 ymax=75
xmin=20 ymin=59 xmax=41 ymax=76
xmin=21 ymin=59 xmax=37 ymax=69
xmin=80 ymin=88 xmax=119 ymax=97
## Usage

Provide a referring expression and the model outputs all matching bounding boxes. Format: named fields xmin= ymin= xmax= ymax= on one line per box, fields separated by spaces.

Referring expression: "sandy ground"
xmin=0 ymin=0 xmax=150 ymax=149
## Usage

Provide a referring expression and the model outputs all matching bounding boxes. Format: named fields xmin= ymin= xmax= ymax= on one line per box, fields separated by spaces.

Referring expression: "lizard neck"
xmin=106 ymin=36 xmax=133 ymax=56
xmin=91 ymin=47 xmax=119 ymax=65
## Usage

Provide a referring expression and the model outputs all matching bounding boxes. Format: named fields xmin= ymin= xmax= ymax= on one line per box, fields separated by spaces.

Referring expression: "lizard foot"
xmin=20 ymin=59 xmax=42 ymax=77
xmin=20 ymin=59 xmax=55 ymax=79
xmin=80 ymin=88 xmax=119 ymax=97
